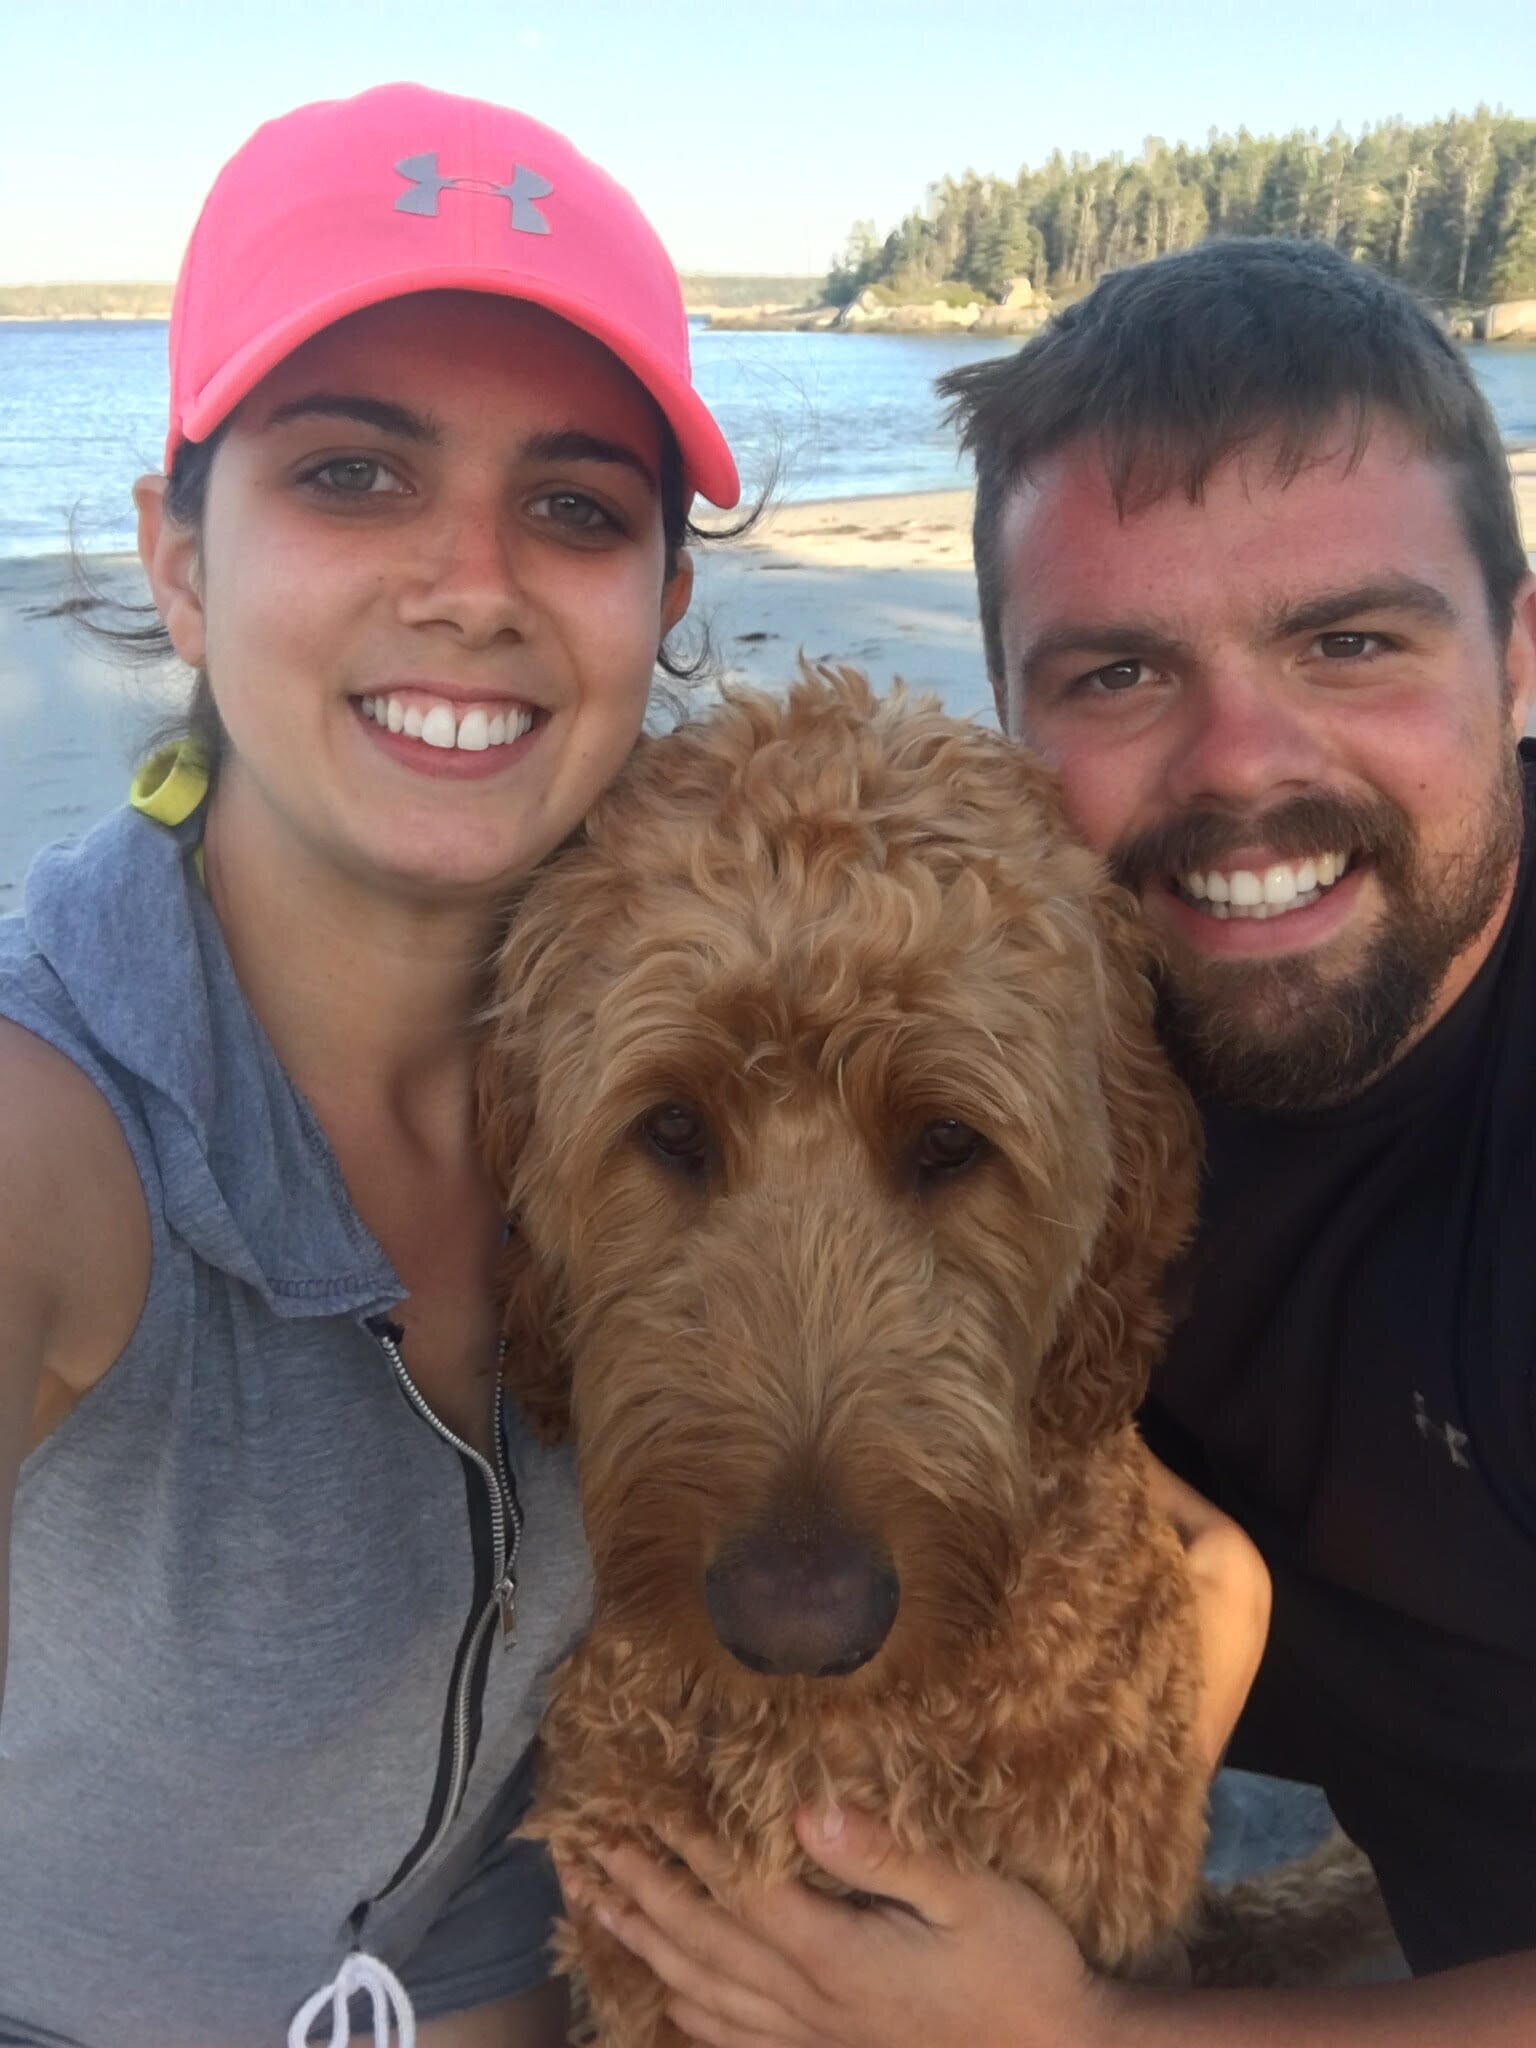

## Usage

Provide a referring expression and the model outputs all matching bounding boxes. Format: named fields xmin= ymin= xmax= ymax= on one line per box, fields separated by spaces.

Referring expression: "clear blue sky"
xmin=7 ymin=0 xmax=1532 ymax=284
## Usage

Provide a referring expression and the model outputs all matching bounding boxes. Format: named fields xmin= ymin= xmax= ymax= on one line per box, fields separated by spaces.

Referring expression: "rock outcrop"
xmin=1483 ymin=299 xmax=1536 ymax=342
xmin=705 ymin=283 xmax=1051 ymax=337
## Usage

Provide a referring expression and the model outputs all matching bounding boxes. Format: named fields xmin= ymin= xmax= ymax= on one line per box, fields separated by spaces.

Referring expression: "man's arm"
xmin=587 ymin=1809 xmax=1534 ymax=2048
xmin=1143 ymin=1450 xmax=1271 ymax=1772
xmin=1107 ymin=1954 xmax=1536 ymax=2048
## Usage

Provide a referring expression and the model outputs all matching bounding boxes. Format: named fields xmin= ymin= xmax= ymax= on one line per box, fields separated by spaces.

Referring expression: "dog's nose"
xmin=704 ymin=1517 xmax=900 ymax=1677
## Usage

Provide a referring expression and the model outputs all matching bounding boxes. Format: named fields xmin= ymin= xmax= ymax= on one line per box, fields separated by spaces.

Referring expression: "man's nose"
xmin=397 ymin=502 xmax=530 ymax=647
xmin=1163 ymin=668 xmax=1331 ymax=813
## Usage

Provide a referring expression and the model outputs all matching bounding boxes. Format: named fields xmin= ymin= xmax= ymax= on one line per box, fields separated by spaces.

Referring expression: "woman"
xmin=0 ymin=82 xmax=737 ymax=2048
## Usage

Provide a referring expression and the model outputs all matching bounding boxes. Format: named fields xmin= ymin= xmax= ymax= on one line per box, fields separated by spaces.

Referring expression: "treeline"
xmin=826 ymin=110 xmax=1536 ymax=307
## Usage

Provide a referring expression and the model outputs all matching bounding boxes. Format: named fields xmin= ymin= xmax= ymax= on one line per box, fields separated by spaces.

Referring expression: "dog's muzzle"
xmin=704 ymin=1513 xmax=900 ymax=1678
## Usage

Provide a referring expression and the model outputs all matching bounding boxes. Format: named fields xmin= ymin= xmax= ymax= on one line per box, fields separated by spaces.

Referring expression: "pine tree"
xmin=821 ymin=112 xmax=1536 ymax=307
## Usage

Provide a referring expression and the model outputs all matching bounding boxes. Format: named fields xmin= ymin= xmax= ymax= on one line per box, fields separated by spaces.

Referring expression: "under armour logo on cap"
xmin=394 ymin=152 xmax=554 ymax=233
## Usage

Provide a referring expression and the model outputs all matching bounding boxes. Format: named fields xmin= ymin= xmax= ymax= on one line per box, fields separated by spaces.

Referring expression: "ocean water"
xmin=2 ymin=316 xmax=1534 ymax=561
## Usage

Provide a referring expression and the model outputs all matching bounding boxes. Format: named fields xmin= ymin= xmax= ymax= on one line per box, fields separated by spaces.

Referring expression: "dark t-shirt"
xmin=1143 ymin=743 xmax=1536 ymax=1976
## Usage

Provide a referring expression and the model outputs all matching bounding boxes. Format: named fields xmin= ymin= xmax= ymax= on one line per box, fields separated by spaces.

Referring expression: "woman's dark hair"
xmin=78 ymin=396 xmax=751 ymax=780
xmin=939 ymin=238 xmax=1528 ymax=687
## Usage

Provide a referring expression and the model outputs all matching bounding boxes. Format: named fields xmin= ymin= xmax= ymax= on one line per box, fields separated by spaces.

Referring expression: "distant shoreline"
xmin=0 ymin=313 xmax=167 ymax=324
xmin=0 ymin=273 xmax=821 ymax=325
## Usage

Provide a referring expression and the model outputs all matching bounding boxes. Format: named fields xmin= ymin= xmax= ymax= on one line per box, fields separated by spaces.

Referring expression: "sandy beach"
xmin=0 ymin=487 xmax=985 ymax=900
xmin=4 ymin=455 xmax=1534 ymax=900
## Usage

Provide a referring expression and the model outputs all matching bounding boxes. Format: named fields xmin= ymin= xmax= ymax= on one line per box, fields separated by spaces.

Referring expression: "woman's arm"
xmin=416 ymin=1982 xmax=568 ymax=2048
xmin=0 ymin=1020 xmax=150 ymax=1706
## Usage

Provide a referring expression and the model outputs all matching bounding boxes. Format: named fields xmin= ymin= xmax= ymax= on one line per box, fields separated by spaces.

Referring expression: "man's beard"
xmin=1110 ymin=755 xmax=1526 ymax=1115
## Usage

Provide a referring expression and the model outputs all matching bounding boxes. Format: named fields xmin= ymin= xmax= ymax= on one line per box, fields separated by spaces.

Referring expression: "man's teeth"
xmin=359 ymin=695 xmax=535 ymax=751
xmin=1178 ymin=852 xmax=1349 ymax=919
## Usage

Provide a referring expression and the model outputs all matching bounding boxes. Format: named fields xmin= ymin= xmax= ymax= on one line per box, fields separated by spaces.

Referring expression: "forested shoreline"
xmin=825 ymin=110 xmax=1536 ymax=308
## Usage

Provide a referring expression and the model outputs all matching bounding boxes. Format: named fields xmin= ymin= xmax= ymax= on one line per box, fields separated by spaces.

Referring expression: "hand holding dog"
xmin=588 ymin=1803 xmax=1118 ymax=2048
xmin=585 ymin=1462 xmax=1270 ymax=2048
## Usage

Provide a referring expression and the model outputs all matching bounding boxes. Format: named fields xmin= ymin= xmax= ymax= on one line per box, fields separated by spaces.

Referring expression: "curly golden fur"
xmin=480 ymin=667 xmax=1208 ymax=2044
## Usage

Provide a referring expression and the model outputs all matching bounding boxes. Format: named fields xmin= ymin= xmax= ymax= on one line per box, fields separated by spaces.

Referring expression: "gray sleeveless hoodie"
xmin=0 ymin=805 xmax=592 ymax=2048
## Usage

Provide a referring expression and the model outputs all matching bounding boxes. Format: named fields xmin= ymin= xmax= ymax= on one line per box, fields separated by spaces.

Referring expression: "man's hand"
xmin=1144 ymin=1451 xmax=1271 ymax=1773
xmin=576 ymin=1458 xmax=1270 ymax=2048
xmin=579 ymin=1805 xmax=1116 ymax=2048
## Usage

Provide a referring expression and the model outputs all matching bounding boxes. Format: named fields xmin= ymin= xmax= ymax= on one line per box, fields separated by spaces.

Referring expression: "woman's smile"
xmin=353 ymin=688 xmax=546 ymax=779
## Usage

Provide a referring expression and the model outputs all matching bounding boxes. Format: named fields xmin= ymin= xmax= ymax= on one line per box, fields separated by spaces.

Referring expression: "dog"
xmin=478 ymin=665 xmax=1215 ymax=2043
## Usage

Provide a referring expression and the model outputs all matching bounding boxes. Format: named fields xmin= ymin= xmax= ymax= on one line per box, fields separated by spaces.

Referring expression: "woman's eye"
xmin=533 ymin=491 xmax=619 ymax=534
xmin=304 ymin=457 xmax=405 ymax=497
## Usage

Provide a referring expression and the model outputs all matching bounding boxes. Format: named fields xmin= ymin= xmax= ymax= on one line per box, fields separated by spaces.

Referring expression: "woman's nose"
xmin=397 ymin=507 xmax=530 ymax=647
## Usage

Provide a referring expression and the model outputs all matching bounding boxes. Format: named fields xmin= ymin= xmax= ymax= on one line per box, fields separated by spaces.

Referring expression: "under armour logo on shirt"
xmin=394 ymin=153 xmax=554 ymax=233
xmin=1413 ymin=1391 xmax=1471 ymax=1469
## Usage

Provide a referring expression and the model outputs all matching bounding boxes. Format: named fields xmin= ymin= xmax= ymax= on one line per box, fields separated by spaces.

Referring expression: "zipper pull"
xmin=494 ymin=1572 xmax=518 ymax=1644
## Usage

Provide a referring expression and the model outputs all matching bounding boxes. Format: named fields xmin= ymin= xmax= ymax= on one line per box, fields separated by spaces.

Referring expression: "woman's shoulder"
xmin=0 ymin=1014 xmax=151 ymax=1406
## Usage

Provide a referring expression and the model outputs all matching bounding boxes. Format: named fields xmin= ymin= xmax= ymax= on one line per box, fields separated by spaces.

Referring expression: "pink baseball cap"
xmin=165 ymin=82 xmax=740 ymax=507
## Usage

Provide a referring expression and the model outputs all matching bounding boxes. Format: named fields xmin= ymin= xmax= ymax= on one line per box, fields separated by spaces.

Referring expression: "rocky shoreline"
xmin=714 ymin=286 xmax=1536 ymax=344
xmin=705 ymin=280 xmax=1050 ymax=337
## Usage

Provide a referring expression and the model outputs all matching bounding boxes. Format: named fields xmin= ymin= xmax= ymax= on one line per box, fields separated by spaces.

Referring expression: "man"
xmin=574 ymin=241 xmax=1536 ymax=2044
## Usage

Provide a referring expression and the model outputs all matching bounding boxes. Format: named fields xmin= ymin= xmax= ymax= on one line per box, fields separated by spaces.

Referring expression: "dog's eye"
xmin=640 ymin=1101 xmax=711 ymax=1173
xmin=913 ymin=1118 xmax=986 ymax=1180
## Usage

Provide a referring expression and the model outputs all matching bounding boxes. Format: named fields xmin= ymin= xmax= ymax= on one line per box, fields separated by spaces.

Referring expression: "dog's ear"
xmin=478 ymin=998 xmax=575 ymax=1447
xmin=495 ymin=1218 xmax=573 ymax=1446
xmin=1032 ymin=879 xmax=1200 ymax=1447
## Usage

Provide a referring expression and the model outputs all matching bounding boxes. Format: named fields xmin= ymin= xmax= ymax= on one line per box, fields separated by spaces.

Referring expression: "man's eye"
xmin=533 ymin=491 xmax=619 ymax=534
xmin=303 ymin=458 xmax=405 ymax=497
xmin=1081 ymin=659 xmax=1150 ymax=694
xmin=1316 ymin=632 xmax=1384 ymax=660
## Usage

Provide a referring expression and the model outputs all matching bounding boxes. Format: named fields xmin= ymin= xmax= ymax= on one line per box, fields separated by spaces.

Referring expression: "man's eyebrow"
xmin=263 ymin=393 xmax=442 ymax=442
xmin=1269 ymin=578 xmax=1458 ymax=638
xmin=521 ymin=428 xmax=657 ymax=489
xmin=1019 ymin=621 xmax=1193 ymax=687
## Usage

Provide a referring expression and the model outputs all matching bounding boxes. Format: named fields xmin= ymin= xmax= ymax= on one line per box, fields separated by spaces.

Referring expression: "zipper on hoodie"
xmin=362 ymin=1316 xmax=525 ymax=1904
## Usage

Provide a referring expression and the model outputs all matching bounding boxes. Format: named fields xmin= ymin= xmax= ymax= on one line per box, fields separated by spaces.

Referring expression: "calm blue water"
xmin=2 ymin=316 xmax=1534 ymax=560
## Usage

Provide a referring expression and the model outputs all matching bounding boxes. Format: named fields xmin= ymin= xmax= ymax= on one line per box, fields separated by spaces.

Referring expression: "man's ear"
xmin=134 ymin=473 xmax=207 ymax=671
xmin=1504 ymin=572 xmax=1536 ymax=745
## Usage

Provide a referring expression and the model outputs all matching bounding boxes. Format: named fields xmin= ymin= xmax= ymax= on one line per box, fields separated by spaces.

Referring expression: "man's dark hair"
xmin=938 ymin=238 xmax=1528 ymax=687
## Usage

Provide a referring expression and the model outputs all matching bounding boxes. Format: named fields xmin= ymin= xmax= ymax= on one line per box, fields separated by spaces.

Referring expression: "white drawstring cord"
xmin=287 ymin=1949 xmax=417 ymax=2048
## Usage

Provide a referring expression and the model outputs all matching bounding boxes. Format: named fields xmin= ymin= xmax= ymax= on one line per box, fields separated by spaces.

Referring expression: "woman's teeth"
xmin=359 ymin=695 xmax=536 ymax=752
xmin=1177 ymin=852 xmax=1350 ymax=920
